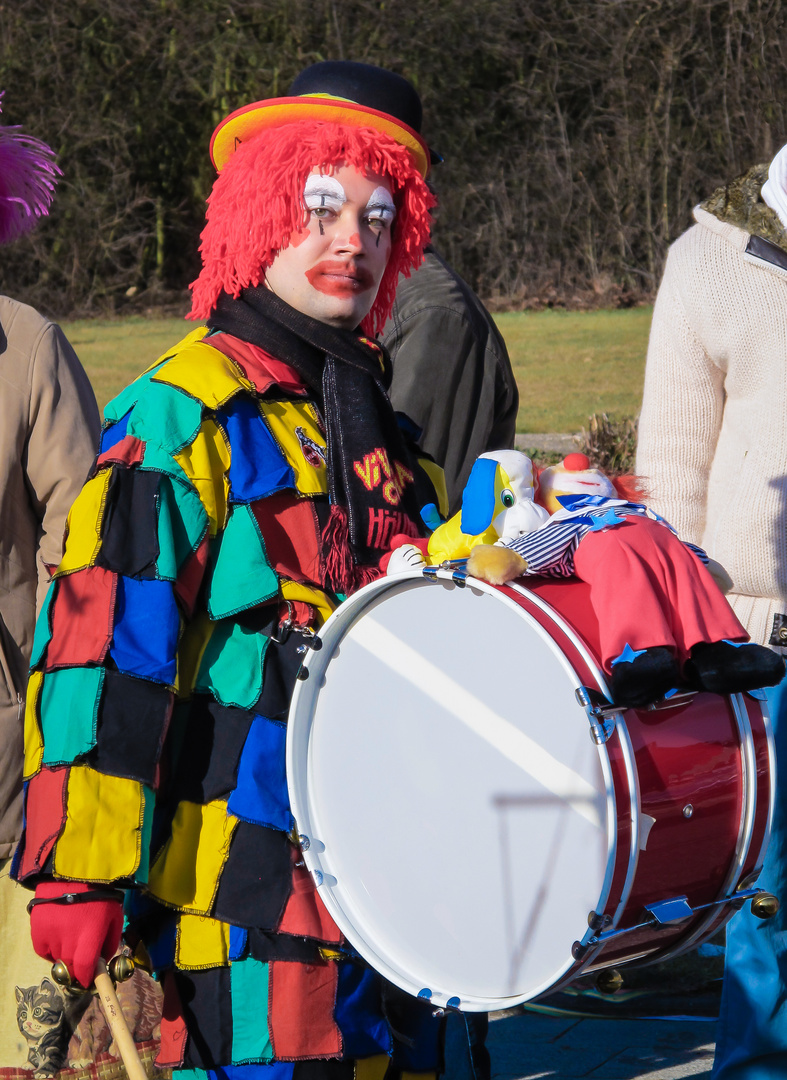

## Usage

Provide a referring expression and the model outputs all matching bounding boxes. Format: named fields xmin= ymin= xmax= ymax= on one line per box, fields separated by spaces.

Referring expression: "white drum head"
xmin=287 ymin=572 xmax=614 ymax=1011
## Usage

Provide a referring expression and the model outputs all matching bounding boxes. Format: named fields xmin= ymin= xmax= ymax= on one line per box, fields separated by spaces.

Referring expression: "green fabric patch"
xmin=135 ymin=784 xmax=156 ymax=884
xmin=126 ymin=380 xmax=203 ymax=455
xmin=30 ymin=580 xmax=57 ymax=669
xmin=195 ymin=620 xmax=269 ymax=709
xmin=231 ymin=955 xmax=273 ymax=1064
xmin=142 ymin=443 xmax=191 ymax=486
xmin=207 ymin=504 xmax=279 ymax=620
xmin=103 ymin=358 xmax=171 ymax=425
xmin=156 ymin=475 xmax=209 ymax=581
xmin=40 ymin=667 xmax=105 ymax=765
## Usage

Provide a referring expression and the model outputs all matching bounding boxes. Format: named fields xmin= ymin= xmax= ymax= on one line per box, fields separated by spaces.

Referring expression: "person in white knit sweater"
xmin=637 ymin=144 xmax=787 ymax=1080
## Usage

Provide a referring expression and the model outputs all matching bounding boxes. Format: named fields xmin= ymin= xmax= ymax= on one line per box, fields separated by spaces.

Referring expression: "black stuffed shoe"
xmin=610 ymin=646 xmax=681 ymax=708
xmin=684 ymin=641 xmax=786 ymax=695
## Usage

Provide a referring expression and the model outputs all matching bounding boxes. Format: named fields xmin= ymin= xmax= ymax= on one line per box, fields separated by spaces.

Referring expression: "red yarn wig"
xmin=189 ymin=120 xmax=434 ymax=335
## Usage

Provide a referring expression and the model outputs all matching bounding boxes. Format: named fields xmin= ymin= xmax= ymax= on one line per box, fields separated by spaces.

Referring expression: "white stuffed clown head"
xmin=537 ymin=453 xmax=617 ymax=515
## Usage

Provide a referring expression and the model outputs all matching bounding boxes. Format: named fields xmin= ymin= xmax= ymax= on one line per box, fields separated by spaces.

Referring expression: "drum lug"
xmin=644 ymin=895 xmax=694 ymax=925
xmin=575 ymin=686 xmax=623 ymax=744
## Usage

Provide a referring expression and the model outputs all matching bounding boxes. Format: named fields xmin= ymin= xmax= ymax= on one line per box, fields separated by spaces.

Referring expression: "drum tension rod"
xmin=422 ymin=559 xmax=469 ymax=586
xmin=576 ymin=686 xmax=625 ymax=744
xmin=580 ymin=887 xmax=778 ymax=951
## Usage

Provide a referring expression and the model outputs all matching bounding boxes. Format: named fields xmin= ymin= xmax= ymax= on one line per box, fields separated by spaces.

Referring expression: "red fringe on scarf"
xmin=322 ymin=505 xmax=380 ymax=595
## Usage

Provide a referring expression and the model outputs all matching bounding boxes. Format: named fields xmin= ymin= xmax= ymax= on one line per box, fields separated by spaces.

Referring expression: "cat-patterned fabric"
xmin=12 ymin=331 xmax=441 ymax=1077
xmin=0 ymin=859 xmax=68 ymax=1071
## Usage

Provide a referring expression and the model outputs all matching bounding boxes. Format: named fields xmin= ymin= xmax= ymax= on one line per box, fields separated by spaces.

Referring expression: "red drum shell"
xmin=523 ymin=577 xmax=772 ymax=972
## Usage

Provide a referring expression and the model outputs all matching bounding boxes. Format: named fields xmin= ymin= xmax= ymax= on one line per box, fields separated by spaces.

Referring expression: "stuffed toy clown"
xmin=462 ymin=453 xmax=785 ymax=707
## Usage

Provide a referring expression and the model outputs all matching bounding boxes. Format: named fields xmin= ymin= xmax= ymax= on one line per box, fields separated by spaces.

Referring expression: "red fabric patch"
xmin=17 ymin=767 xmax=68 ymax=879
xmin=207 ymin=333 xmax=308 ymax=396
xmin=96 ymin=435 xmax=145 ymax=469
xmin=269 ymin=958 xmax=341 ymax=1060
xmin=278 ymin=854 xmax=342 ymax=943
xmin=155 ymin=971 xmax=188 ymax=1068
xmin=174 ymin=533 xmax=210 ymax=617
xmin=45 ymin=566 xmax=117 ymax=669
xmin=251 ymin=492 xmax=322 ymax=583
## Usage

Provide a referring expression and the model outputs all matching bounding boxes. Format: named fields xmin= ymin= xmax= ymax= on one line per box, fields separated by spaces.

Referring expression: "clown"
xmin=466 ymin=453 xmax=784 ymax=707
xmin=16 ymin=63 xmax=449 ymax=1079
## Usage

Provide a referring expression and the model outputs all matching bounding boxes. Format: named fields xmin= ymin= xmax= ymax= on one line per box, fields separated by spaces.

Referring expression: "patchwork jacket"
xmin=14 ymin=327 xmax=445 ymax=1077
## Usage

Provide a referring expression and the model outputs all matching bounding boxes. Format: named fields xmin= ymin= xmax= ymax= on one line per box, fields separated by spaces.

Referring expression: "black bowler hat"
xmin=210 ymin=60 xmax=439 ymax=178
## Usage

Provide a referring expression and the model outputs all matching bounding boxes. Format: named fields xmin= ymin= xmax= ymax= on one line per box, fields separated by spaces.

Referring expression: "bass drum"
xmin=286 ymin=568 xmax=774 ymax=1012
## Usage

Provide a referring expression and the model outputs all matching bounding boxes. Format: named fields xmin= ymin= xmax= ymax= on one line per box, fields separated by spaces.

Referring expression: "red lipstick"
xmin=305 ymin=260 xmax=374 ymax=297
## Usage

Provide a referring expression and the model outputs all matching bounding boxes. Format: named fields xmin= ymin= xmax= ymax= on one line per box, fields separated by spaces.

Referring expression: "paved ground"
xmin=488 ymin=1009 xmax=716 ymax=1079
xmin=513 ymin=433 xmax=581 ymax=455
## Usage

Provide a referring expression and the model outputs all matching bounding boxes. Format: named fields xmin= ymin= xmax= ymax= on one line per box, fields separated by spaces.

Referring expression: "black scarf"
xmin=208 ymin=286 xmax=432 ymax=590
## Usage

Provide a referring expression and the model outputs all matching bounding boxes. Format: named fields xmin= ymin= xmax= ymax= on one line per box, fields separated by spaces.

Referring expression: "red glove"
xmin=29 ymin=882 xmax=124 ymax=989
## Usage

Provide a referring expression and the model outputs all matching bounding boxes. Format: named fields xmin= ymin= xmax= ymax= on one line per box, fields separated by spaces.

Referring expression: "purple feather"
xmin=0 ymin=91 xmax=61 ymax=244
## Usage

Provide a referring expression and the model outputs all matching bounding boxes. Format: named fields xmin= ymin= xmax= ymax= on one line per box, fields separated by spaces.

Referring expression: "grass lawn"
xmin=63 ymin=307 xmax=654 ymax=432
xmin=494 ymin=307 xmax=652 ymax=433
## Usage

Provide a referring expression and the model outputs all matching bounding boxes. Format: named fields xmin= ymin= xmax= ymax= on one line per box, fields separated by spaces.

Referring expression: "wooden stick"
xmin=93 ymin=958 xmax=148 ymax=1080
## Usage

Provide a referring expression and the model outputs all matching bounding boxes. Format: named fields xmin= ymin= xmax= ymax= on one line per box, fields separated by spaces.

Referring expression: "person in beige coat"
xmin=0 ymin=95 xmax=99 ymax=1068
xmin=637 ymin=145 xmax=787 ymax=1080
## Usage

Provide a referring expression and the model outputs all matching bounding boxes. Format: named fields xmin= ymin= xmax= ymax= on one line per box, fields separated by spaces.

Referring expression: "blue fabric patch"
xmin=335 ymin=961 xmax=392 ymax=1058
xmin=723 ymin=639 xmax=748 ymax=648
xmin=229 ymin=925 xmax=248 ymax=961
xmin=217 ymin=397 xmax=295 ymax=503
xmin=210 ymin=1066 xmax=294 ymax=1080
xmin=99 ymin=409 xmax=132 ymax=453
xmin=460 ymin=457 xmax=498 ymax=535
xmin=110 ymin=576 xmax=179 ymax=684
xmin=227 ymin=715 xmax=293 ymax=832
xmin=610 ymin=643 xmax=647 ymax=667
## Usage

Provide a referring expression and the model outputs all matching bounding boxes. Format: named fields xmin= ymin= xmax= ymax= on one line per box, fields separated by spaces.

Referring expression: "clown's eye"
xmin=501 ymin=489 xmax=515 ymax=508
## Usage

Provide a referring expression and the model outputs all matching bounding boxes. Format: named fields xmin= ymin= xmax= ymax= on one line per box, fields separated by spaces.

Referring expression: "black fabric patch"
xmin=96 ymin=467 xmax=161 ymax=578
xmin=769 ymin=613 xmax=787 ymax=647
xmin=383 ymin=982 xmax=443 ymax=1073
xmin=171 ymin=696 xmax=254 ymax=804
xmin=176 ymin=967 xmax=233 ymax=1069
xmin=293 ymin=1061 xmax=355 ymax=1080
xmin=247 ymin=927 xmax=323 ymax=964
xmin=87 ymin=669 xmax=173 ymax=786
xmin=212 ymin=820 xmax=292 ymax=927
xmin=255 ymin=629 xmax=311 ymax=722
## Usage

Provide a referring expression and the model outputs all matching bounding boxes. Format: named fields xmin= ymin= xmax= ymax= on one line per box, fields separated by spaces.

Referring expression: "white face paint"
xmin=303 ymin=173 xmax=347 ymax=215
xmin=365 ymin=185 xmax=397 ymax=230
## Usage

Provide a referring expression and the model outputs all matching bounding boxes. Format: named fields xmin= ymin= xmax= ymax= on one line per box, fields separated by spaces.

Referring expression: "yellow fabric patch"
xmin=280 ymin=580 xmax=337 ymax=627
xmin=56 ymin=469 xmax=112 ymax=575
xmin=401 ymin=1074 xmax=436 ymax=1080
xmin=261 ymin=401 xmax=327 ymax=496
xmin=174 ymin=419 xmax=231 ymax=536
xmin=23 ymin=671 xmax=44 ymax=780
xmin=54 ymin=767 xmax=144 ymax=881
xmin=176 ymin=913 xmax=231 ymax=969
xmin=175 ymin=611 xmax=214 ymax=697
xmin=355 ymin=1058 xmax=391 ymax=1080
xmin=147 ymin=799 xmax=238 ymax=914
xmin=151 ymin=339 xmax=253 ymax=408
xmin=418 ymin=456 xmax=449 ymax=520
xmin=139 ymin=326 xmax=209 ymax=377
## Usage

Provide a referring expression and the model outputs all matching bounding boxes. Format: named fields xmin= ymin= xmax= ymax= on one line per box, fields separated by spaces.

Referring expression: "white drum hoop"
xmin=286 ymin=570 xmax=627 ymax=1012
